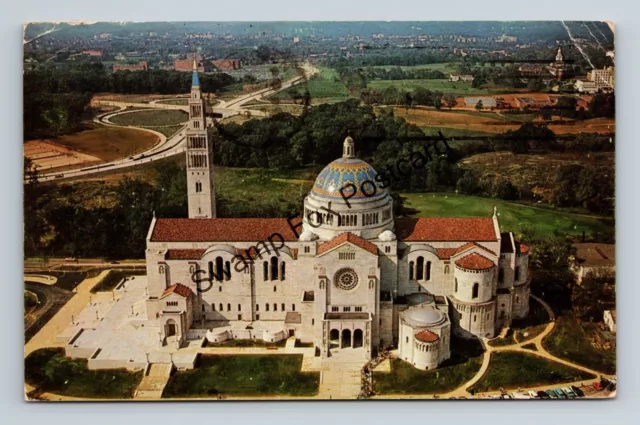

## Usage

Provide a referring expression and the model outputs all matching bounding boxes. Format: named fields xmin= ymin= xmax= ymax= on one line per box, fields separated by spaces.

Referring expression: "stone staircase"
xmin=134 ymin=363 xmax=173 ymax=400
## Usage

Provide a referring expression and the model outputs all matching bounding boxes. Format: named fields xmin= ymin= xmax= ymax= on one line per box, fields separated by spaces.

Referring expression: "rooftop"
xmin=415 ymin=330 xmax=439 ymax=343
xmin=151 ymin=217 xmax=301 ymax=243
xmin=574 ymin=243 xmax=616 ymax=267
xmin=317 ymin=232 xmax=378 ymax=256
xmin=162 ymin=283 xmax=192 ymax=298
xmin=395 ymin=217 xmax=497 ymax=242
xmin=455 ymin=253 xmax=495 ymax=270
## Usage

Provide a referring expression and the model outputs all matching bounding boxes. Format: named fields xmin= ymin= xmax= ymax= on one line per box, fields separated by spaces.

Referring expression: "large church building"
xmin=143 ymin=64 xmax=531 ymax=370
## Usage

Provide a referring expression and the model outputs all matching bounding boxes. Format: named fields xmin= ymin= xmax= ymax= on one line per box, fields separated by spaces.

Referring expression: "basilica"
xmin=143 ymin=64 xmax=531 ymax=370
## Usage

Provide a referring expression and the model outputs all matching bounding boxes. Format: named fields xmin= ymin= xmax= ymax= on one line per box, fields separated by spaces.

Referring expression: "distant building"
xmin=514 ymin=96 xmax=552 ymax=109
xmin=603 ymin=310 xmax=616 ymax=334
xmin=518 ymin=63 xmax=547 ymax=77
xmin=176 ymin=57 xmax=205 ymax=72
xmin=588 ymin=66 xmax=615 ymax=91
xmin=211 ymin=59 xmax=241 ymax=71
xmin=571 ymin=243 xmax=616 ymax=283
xmin=448 ymin=74 xmax=474 ymax=82
xmin=464 ymin=97 xmax=497 ymax=108
xmin=547 ymin=47 xmax=566 ymax=80
xmin=574 ymin=79 xmax=598 ymax=94
xmin=112 ymin=61 xmax=148 ymax=72
xmin=83 ymin=49 xmax=103 ymax=57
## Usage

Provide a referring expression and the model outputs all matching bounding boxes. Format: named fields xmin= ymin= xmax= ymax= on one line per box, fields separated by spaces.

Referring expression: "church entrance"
xmin=353 ymin=329 xmax=363 ymax=348
xmin=341 ymin=329 xmax=352 ymax=348
xmin=166 ymin=319 xmax=177 ymax=337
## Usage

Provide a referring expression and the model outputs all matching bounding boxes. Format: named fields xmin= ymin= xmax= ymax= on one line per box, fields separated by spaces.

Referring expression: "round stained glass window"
xmin=334 ymin=268 xmax=359 ymax=291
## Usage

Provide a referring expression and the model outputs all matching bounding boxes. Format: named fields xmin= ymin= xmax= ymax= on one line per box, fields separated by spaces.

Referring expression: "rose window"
xmin=334 ymin=268 xmax=359 ymax=291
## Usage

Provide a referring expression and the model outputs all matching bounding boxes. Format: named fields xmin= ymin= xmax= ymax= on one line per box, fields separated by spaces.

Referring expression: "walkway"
xmin=135 ymin=363 xmax=173 ymax=400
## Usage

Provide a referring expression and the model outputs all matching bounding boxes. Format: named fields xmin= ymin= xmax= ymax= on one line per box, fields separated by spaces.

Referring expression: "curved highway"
xmin=36 ymin=63 xmax=317 ymax=182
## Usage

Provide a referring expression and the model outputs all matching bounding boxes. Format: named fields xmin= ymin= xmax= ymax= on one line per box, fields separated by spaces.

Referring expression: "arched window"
xmin=273 ymin=285 xmax=276 ymax=292
xmin=263 ymin=261 xmax=268 ymax=281
xmin=472 ymin=282 xmax=479 ymax=299
xmin=292 ymin=304 xmax=296 ymax=311
xmin=270 ymin=256 xmax=279 ymax=281
xmin=227 ymin=303 xmax=231 ymax=311
xmin=409 ymin=261 xmax=414 ymax=280
xmin=212 ymin=304 xmax=216 ymax=311
xmin=444 ymin=265 xmax=450 ymax=274
xmin=455 ymin=278 xmax=458 ymax=292
xmin=416 ymin=257 xmax=424 ymax=280
xmin=219 ymin=303 xmax=223 ymax=311
xmin=218 ymin=286 xmax=222 ymax=292
xmin=498 ymin=268 xmax=504 ymax=283
xmin=238 ymin=304 xmax=241 ymax=311
xmin=426 ymin=261 xmax=431 ymax=281
xmin=281 ymin=303 xmax=285 ymax=311
xmin=280 ymin=262 xmax=286 ymax=281
xmin=516 ymin=296 xmax=520 ymax=303
xmin=208 ymin=261 xmax=214 ymax=281
xmin=266 ymin=304 xmax=269 ymax=311
xmin=215 ymin=257 xmax=224 ymax=282
xmin=514 ymin=267 xmax=521 ymax=281
xmin=225 ymin=261 xmax=231 ymax=280
xmin=158 ymin=265 xmax=165 ymax=274
xmin=256 ymin=304 xmax=259 ymax=311
xmin=273 ymin=303 xmax=277 ymax=311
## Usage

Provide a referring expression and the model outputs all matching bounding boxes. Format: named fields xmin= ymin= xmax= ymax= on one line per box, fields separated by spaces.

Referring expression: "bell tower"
xmin=186 ymin=59 xmax=216 ymax=218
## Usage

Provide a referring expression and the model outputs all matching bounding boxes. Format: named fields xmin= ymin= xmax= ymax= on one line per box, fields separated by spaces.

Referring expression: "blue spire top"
xmin=191 ymin=59 xmax=200 ymax=87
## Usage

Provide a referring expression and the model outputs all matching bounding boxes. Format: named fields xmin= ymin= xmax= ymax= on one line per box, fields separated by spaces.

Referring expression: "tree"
xmin=403 ymin=91 xmax=413 ymax=112
xmin=552 ymin=164 xmax=584 ymax=207
xmin=42 ymin=354 xmax=82 ymax=387
xmin=443 ymin=94 xmax=457 ymax=110
xmin=571 ymin=270 xmax=615 ymax=320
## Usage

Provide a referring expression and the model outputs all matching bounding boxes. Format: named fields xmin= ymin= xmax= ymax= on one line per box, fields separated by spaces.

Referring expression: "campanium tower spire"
xmin=186 ymin=58 xmax=216 ymax=218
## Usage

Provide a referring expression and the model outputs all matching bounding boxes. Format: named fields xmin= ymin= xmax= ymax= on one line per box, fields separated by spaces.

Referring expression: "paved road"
xmin=35 ymin=63 xmax=318 ymax=183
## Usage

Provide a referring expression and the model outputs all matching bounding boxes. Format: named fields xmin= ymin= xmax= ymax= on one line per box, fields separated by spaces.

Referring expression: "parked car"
xmin=545 ymin=390 xmax=558 ymax=399
xmin=511 ymin=392 xmax=530 ymax=399
xmin=562 ymin=387 xmax=577 ymax=398
xmin=537 ymin=391 xmax=551 ymax=399
xmin=500 ymin=394 xmax=512 ymax=399
xmin=571 ymin=386 xmax=585 ymax=397
xmin=527 ymin=390 xmax=539 ymax=399
xmin=553 ymin=388 xmax=567 ymax=399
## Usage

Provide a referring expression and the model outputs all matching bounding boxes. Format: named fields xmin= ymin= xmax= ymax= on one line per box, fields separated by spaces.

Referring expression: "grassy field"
xmin=487 ymin=329 xmax=516 ymax=347
xmin=370 ymin=63 xmax=459 ymax=74
xmin=143 ymin=125 xmax=183 ymax=138
xmin=90 ymin=269 xmax=146 ymax=293
xmin=374 ymin=337 xmax=483 ymax=395
xmin=469 ymin=352 xmax=596 ymax=393
xmin=25 ymin=348 xmax=143 ymax=399
xmin=48 ymin=125 xmax=160 ymax=162
xmin=109 ymin=110 xmax=188 ymax=127
xmin=162 ymin=354 xmax=319 ymax=398
xmin=368 ymin=79 xmax=507 ymax=95
xmin=275 ymin=67 xmax=352 ymax=104
xmin=399 ymin=192 xmax=612 ymax=240
xmin=543 ymin=314 xmax=616 ymax=374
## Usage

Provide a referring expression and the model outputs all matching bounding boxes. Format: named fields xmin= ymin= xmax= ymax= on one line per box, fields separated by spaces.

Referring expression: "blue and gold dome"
xmin=311 ymin=157 xmax=386 ymax=200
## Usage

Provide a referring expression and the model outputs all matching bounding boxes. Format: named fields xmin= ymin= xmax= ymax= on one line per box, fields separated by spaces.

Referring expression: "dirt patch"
xmin=398 ymin=107 xmax=615 ymax=135
xmin=27 ymin=125 xmax=161 ymax=167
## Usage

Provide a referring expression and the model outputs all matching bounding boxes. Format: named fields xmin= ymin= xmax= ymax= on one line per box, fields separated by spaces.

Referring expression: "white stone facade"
xmin=138 ymin=70 xmax=531 ymax=370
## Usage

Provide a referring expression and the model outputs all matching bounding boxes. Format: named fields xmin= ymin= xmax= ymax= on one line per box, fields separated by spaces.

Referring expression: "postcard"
xmin=23 ymin=20 xmax=615 ymax=401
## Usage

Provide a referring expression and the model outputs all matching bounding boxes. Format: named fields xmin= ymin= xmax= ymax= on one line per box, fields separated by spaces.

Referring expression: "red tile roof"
xmin=396 ymin=218 xmax=497 ymax=242
xmin=435 ymin=248 xmax=458 ymax=260
xmin=415 ymin=330 xmax=439 ymax=343
xmin=151 ymin=217 xmax=301 ymax=242
xmin=453 ymin=242 xmax=497 ymax=257
xmin=166 ymin=249 xmax=206 ymax=260
xmin=162 ymin=283 xmax=192 ymax=298
xmin=455 ymin=253 xmax=495 ymax=271
xmin=515 ymin=242 xmax=530 ymax=255
xmin=317 ymin=232 xmax=378 ymax=256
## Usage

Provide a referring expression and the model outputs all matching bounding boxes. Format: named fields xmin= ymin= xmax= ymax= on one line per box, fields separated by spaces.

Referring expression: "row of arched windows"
xmin=363 ymin=212 xmax=378 ymax=226
xmin=195 ymin=181 xmax=203 ymax=193
xmin=188 ymin=153 xmax=207 ymax=168
xmin=258 ymin=303 xmax=296 ymax=312
xmin=263 ymin=256 xmax=285 ymax=281
xmin=415 ymin=342 xmax=437 ymax=352
xmin=454 ymin=279 xmax=480 ymax=299
xmin=409 ymin=257 xmax=432 ymax=281
xmin=208 ymin=257 xmax=231 ymax=282
xmin=188 ymin=135 xmax=206 ymax=149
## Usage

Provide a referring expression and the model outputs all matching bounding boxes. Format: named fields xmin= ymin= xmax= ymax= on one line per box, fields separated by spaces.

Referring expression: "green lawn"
xmin=25 ymin=348 xmax=143 ymax=399
xmin=399 ymin=192 xmax=612 ymax=240
xmin=469 ymin=351 xmax=595 ymax=393
xmin=144 ymin=125 xmax=183 ymax=138
xmin=543 ymin=314 xmax=616 ymax=375
xmin=275 ymin=67 xmax=352 ymax=103
xmin=370 ymin=63 xmax=459 ymax=74
xmin=110 ymin=109 xmax=188 ymax=127
xmin=90 ymin=269 xmax=146 ymax=293
xmin=162 ymin=354 xmax=319 ymax=398
xmin=368 ymin=79 xmax=507 ymax=95
xmin=374 ymin=337 xmax=483 ymax=395
xmin=487 ymin=329 xmax=516 ymax=347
